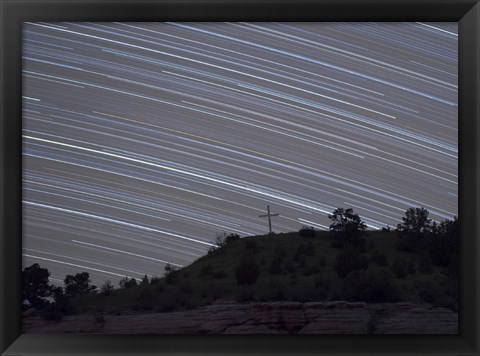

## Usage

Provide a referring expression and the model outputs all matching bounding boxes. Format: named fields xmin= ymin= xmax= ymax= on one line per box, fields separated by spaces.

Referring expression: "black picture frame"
xmin=1 ymin=0 xmax=479 ymax=355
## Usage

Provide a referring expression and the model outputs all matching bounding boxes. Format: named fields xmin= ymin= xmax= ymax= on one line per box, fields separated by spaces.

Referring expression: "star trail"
xmin=22 ymin=22 xmax=458 ymax=285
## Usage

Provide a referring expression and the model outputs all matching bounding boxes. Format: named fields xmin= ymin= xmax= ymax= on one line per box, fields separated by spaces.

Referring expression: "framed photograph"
xmin=1 ymin=0 xmax=479 ymax=355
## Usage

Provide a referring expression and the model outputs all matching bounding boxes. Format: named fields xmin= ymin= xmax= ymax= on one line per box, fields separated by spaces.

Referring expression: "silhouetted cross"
xmin=259 ymin=205 xmax=280 ymax=234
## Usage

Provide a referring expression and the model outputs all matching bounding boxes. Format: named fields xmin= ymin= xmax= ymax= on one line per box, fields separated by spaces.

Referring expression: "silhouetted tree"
xmin=164 ymin=263 xmax=181 ymax=284
xmin=397 ymin=207 xmax=432 ymax=238
xmin=47 ymin=285 xmax=74 ymax=317
xmin=141 ymin=274 xmax=150 ymax=285
xmin=119 ymin=276 xmax=137 ymax=289
xmin=164 ymin=263 xmax=178 ymax=275
xmin=100 ymin=280 xmax=114 ymax=296
xmin=397 ymin=207 xmax=432 ymax=252
xmin=22 ymin=263 xmax=53 ymax=310
xmin=64 ymin=272 xmax=97 ymax=297
xmin=427 ymin=217 xmax=458 ymax=267
xmin=208 ymin=232 xmax=241 ymax=253
xmin=328 ymin=208 xmax=367 ymax=249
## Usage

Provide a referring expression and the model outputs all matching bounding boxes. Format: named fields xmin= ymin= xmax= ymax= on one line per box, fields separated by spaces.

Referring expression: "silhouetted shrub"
xmin=407 ymin=258 xmax=417 ymax=274
xmin=433 ymin=295 xmax=457 ymax=311
xmin=284 ymin=261 xmax=296 ymax=273
xmin=209 ymin=232 xmax=241 ymax=253
xmin=367 ymin=240 xmax=375 ymax=250
xmin=342 ymin=268 xmax=401 ymax=302
xmin=245 ymin=239 xmax=258 ymax=252
xmin=42 ymin=304 xmax=64 ymax=321
xmin=274 ymin=244 xmax=286 ymax=258
xmin=137 ymin=288 xmax=156 ymax=310
xmin=200 ymin=264 xmax=213 ymax=276
xmin=392 ymin=256 xmax=408 ymax=279
xmin=430 ymin=274 xmax=458 ymax=309
xmin=236 ymin=286 xmax=254 ymax=301
xmin=179 ymin=280 xmax=193 ymax=294
xmin=257 ymin=279 xmax=285 ymax=301
xmin=415 ymin=279 xmax=441 ymax=304
xmin=418 ymin=254 xmax=433 ymax=274
xmin=235 ymin=255 xmax=260 ymax=285
xmin=302 ymin=264 xmax=320 ymax=276
xmin=156 ymin=290 xmax=178 ymax=312
xmin=296 ymin=242 xmax=315 ymax=256
xmin=164 ymin=263 xmax=178 ymax=274
xmin=269 ymin=256 xmax=283 ymax=275
xmin=298 ymin=255 xmax=307 ymax=268
xmin=396 ymin=234 xmax=420 ymax=253
xmin=318 ymin=255 xmax=327 ymax=267
xmin=291 ymin=286 xmax=321 ymax=302
xmin=141 ymin=275 xmax=150 ymax=285
xmin=51 ymin=286 xmax=74 ymax=315
xmin=119 ymin=276 xmax=137 ymax=289
xmin=293 ymin=251 xmax=300 ymax=262
xmin=150 ymin=276 xmax=161 ymax=285
xmin=334 ymin=247 xmax=369 ymax=279
xmin=370 ymin=250 xmax=389 ymax=267
xmin=299 ymin=226 xmax=315 ymax=238
xmin=100 ymin=280 xmax=114 ymax=296
xmin=213 ymin=270 xmax=227 ymax=279
xmin=314 ymin=274 xmax=330 ymax=290
xmin=165 ymin=264 xmax=180 ymax=285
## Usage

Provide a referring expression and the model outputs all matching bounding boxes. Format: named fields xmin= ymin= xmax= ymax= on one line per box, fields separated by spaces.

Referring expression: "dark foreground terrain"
xmin=23 ymin=227 xmax=458 ymax=334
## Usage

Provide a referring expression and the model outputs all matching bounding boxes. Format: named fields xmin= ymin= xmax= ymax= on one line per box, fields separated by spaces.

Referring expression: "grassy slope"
xmin=69 ymin=231 xmax=453 ymax=315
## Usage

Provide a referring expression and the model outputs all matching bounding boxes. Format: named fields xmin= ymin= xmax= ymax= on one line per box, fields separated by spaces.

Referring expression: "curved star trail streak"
xmin=22 ymin=22 xmax=457 ymax=285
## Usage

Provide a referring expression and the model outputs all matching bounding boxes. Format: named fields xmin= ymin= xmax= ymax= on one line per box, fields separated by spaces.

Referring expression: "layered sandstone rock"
xmin=23 ymin=301 xmax=458 ymax=334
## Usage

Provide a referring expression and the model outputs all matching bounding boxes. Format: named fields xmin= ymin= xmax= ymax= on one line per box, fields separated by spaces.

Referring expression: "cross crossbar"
xmin=258 ymin=205 xmax=280 ymax=234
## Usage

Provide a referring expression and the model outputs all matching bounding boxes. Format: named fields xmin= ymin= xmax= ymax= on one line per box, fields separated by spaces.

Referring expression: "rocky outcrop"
xmin=23 ymin=301 xmax=458 ymax=334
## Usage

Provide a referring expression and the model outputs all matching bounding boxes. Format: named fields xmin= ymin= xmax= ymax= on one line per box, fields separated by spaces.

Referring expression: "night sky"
xmin=22 ymin=22 xmax=458 ymax=286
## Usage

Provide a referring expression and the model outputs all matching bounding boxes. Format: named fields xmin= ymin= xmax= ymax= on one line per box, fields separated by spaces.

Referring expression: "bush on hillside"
xmin=341 ymin=268 xmax=401 ymax=303
xmin=119 ymin=276 xmax=137 ymax=289
xmin=370 ymin=250 xmax=389 ymax=267
xmin=269 ymin=256 xmax=283 ymax=275
xmin=418 ymin=254 xmax=433 ymax=274
xmin=100 ymin=280 xmax=114 ymax=296
xmin=334 ymin=247 xmax=369 ymax=279
xmin=296 ymin=242 xmax=315 ymax=256
xmin=299 ymin=226 xmax=315 ymax=238
xmin=235 ymin=255 xmax=260 ymax=285
xmin=392 ymin=256 xmax=408 ymax=279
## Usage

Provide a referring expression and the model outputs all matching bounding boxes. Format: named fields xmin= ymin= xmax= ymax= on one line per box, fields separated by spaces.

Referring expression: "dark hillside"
xmin=66 ymin=230 xmax=457 ymax=316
